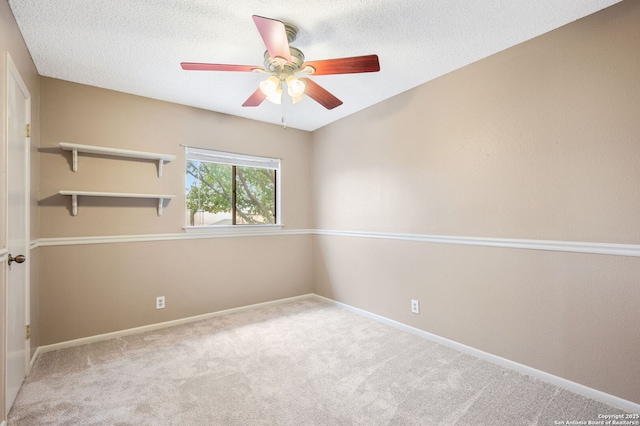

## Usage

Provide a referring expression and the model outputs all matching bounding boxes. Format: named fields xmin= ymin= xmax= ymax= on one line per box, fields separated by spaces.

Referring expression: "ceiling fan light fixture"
xmin=259 ymin=75 xmax=283 ymax=104
xmin=292 ymin=93 xmax=306 ymax=104
xmin=265 ymin=87 xmax=283 ymax=105
xmin=286 ymin=75 xmax=306 ymax=97
xmin=181 ymin=16 xmax=380 ymax=112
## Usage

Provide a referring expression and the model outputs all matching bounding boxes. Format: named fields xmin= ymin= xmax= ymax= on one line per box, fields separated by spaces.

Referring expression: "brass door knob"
xmin=8 ymin=254 xmax=26 ymax=265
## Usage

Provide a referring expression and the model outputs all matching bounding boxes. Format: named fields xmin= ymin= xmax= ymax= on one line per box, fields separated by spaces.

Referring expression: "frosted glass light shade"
xmin=286 ymin=76 xmax=306 ymax=97
xmin=259 ymin=76 xmax=282 ymax=104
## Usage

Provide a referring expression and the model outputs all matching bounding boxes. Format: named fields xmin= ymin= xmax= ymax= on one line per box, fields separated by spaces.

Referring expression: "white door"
xmin=5 ymin=53 xmax=31 ymax=411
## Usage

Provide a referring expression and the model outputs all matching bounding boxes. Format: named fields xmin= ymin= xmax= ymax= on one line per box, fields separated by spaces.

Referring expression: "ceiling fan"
xmin=181 ymin=15 xmax=380 ymax=110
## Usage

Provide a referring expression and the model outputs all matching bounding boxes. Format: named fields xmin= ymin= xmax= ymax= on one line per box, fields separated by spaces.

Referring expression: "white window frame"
xmin=183 ymin=146 xmax=282 ymax=233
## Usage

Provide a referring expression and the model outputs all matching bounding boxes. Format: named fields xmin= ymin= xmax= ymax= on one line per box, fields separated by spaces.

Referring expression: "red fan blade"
xmin=299 ymin=78 xmax=343 ymax=110
xmin=242 ymin=88 xmax=267 ymax=107
xmin=302 ymin=54 xmax=380 ymax=75
xmin=252 ymin=15 xmax=291 ymax=62
xmin=181 ymin=63 xmax=263 ymax=72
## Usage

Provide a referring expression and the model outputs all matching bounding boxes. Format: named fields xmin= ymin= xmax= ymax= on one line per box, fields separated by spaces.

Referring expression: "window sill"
xmin=183 ymin=224 xmax=284 ymax=235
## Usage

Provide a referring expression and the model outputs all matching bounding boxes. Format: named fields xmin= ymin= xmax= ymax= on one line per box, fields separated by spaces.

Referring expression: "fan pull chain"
xmin=281 ymin=93 xmax=287 ymax=129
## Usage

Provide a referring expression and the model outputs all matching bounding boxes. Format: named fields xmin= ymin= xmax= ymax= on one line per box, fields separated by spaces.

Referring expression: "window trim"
xmin=185 ymin=146 xmax=280 ymax=169
xmin=184 ymin=146 xmax=282 ymax=231
xmin=183 ymin=224 xmax=284 ymax=234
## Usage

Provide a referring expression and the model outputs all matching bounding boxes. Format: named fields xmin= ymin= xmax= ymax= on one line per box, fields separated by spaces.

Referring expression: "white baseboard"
xmin=33 ymin=294 xmax=314 ymax=358
xmin=30 ymin=346 xmax=41 ymax=371
xmin=312 ymin=294 xmax=640 ymax=414
xmin=30 ymin=293 xmax=639 ymax=414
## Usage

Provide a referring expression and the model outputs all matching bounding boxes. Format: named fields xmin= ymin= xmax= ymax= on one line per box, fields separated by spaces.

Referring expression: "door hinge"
xmin=26 ymin=123 xmax=31 ymax=137
xmin=26 ymin=325 xmax=31 ymax=340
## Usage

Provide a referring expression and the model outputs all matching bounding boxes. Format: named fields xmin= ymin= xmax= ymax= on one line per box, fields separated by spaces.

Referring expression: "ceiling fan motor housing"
xmin=263 ymin=47 xmax=306 ymax=77
xmin=284 ymin=22 xmax=299 ymax=44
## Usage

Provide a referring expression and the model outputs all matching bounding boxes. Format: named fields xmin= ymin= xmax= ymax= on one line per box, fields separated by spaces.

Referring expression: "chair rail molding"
xmin=33 ymin=229 xmax=640 ymax=257
xmin=314 ymin=229 xmax=640 ymax=257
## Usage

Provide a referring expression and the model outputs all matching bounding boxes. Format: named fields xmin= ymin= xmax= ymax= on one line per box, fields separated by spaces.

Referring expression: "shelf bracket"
xmin=72 ymin=149 xmax=78 ymax=172
xmin=158 ymin=198 xmax=163 ymax=216
xmin=71 ymin=194 xmax=78 ymax=216
xmin=158 ymin=159 xmax=163 ymax=178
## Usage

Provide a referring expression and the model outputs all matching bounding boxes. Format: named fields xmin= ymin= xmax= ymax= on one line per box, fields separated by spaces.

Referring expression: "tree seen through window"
xmin=186 ymin=160 xmax=276 ymax=226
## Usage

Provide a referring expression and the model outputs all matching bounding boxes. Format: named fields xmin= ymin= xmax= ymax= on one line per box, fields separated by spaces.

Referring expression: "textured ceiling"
xmin=9 ymin=0 xmax=620 ymax=131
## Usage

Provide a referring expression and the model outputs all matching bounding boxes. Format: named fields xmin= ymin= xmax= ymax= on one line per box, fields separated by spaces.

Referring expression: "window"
xmin=185 ymin=147 xmax=280 ymax=228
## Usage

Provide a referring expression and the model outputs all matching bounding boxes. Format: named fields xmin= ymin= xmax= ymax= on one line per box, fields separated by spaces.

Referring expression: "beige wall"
xmin=39 ymin=235 xmax=312 ymax=344
xmin=40 ymin=78 xmax=313 ymax=237
xmin=1 ymin=0 xmax=40 ymax=420
xmin=38 ymin=78 xmax=314 ymax=344
xmin=312 ymin=1 xmax=640 ymax=404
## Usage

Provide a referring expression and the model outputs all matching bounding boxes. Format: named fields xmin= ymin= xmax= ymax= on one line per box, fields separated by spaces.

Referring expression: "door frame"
xmin=4 ymin=51 xmax=31 ymax=412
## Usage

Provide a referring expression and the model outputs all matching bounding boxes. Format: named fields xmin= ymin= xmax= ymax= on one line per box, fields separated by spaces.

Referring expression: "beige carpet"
xmin=8 ymin=298 xmax=631 ymax=425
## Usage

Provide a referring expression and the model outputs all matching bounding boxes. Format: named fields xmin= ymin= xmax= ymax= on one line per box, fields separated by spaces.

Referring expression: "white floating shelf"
xmin=60 ymin=142 xmax=177 ymax=177
xmin=59 ymin=191 xmax=176 ymax=216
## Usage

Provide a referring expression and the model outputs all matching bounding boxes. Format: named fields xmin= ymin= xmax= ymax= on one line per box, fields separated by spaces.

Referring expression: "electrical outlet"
xmin=156 ymin=296 xmax=165 ymax=310
xmin=411 ymin=299 xmax=420 ymax=314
